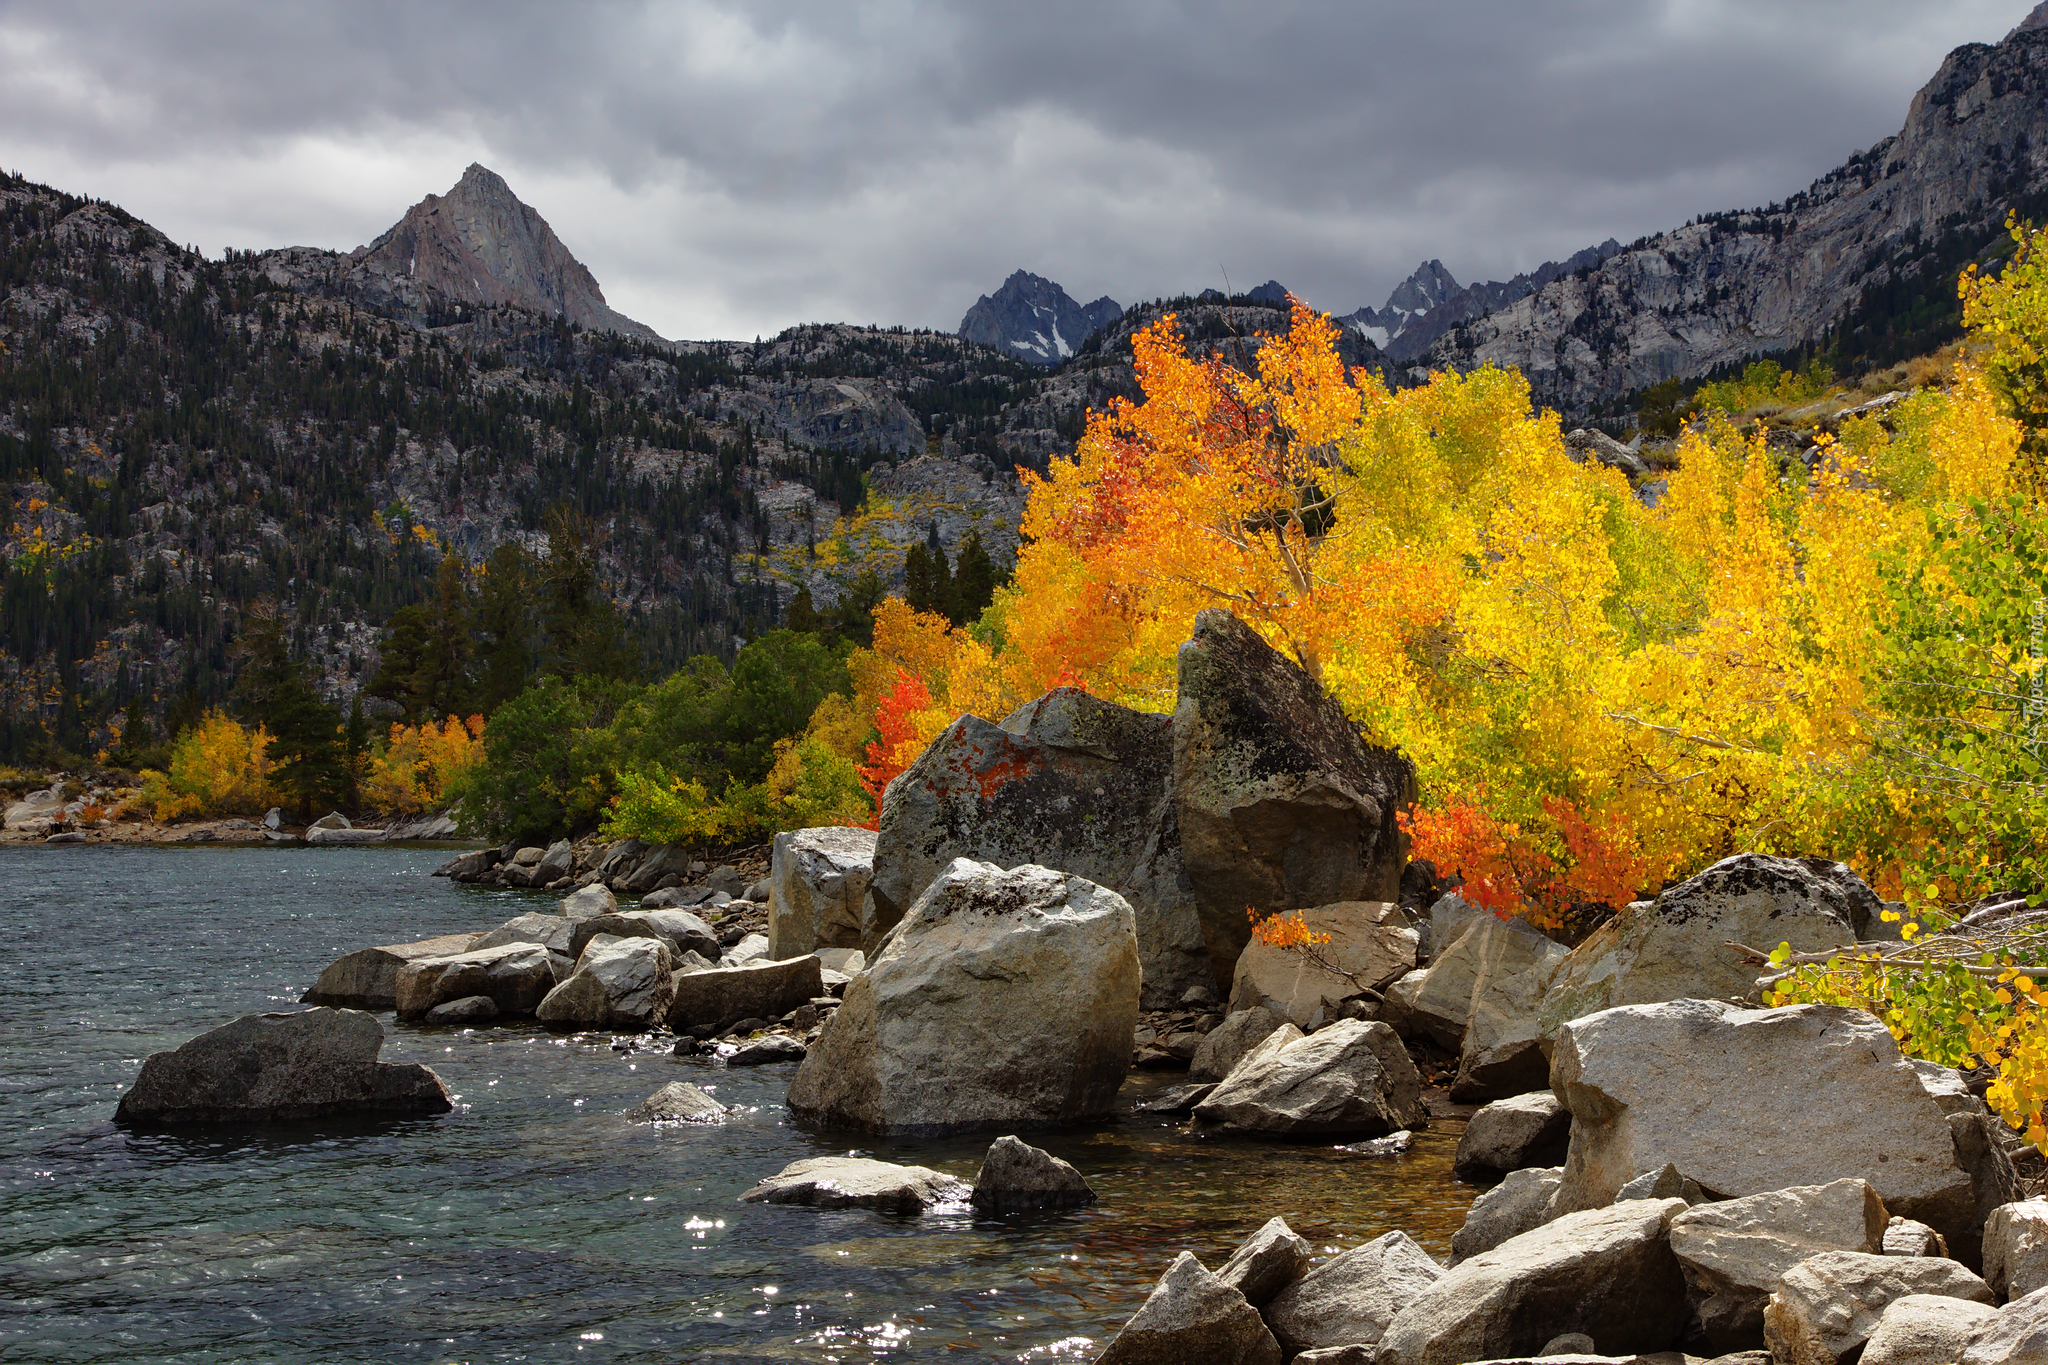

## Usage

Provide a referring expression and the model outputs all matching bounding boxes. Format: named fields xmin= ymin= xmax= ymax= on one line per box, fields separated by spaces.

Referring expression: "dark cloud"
xmin=0 ymin=1 xmax=2027 ymax=339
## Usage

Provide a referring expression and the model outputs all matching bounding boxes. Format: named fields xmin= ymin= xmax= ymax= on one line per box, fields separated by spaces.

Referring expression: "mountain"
xmin=0 ymin=170 xmax=1089 ymax=761
xmin=1340 ymin=243 xmax=1621 ymax=365
xmin=261 ymin=163 xmax=665 ymax=342
xmin=1418 ymin=8 xmax=2048 ymax=412
xmin=958 ymin=270 xmax=1123 ymax=365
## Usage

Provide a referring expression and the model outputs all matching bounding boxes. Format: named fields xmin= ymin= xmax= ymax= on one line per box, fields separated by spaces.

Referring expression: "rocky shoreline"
xmin=102 ymin=611 xmax=2048 ymax=1364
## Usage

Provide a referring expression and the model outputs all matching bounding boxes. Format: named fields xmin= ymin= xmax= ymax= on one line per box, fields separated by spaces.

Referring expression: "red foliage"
xmin=1401 ymin=794 xmax=1648 ymax=929
xmin=857 ymin=668 xmax=933 ymax=824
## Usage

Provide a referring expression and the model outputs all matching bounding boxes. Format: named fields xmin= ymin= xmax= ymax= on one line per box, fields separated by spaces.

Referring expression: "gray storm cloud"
xmin=0 ymin=0 xmax=2027 ymax=340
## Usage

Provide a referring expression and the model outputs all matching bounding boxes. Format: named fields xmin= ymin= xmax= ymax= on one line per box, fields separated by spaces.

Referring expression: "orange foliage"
xmin=1402 ymin=796 xmax=1649 ymax=928
xmin=1248 ymin=907 xmax=1331 ymax=949
xmin=364 ymin=714 xmax=485 ymax=815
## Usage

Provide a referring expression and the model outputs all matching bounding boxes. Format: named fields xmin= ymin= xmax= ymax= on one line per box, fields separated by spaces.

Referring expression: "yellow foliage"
xmin=137 ymin=711 xmax=275 ymax=821
xmin=363 ymin=715 xmax=485 ymax=815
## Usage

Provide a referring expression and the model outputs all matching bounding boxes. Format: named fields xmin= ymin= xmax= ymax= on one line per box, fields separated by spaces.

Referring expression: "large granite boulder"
xmin=1669 ymin=1179 xmax=1891 ymax=1352
xmin=1228 ymin=900 xmax=1419 ymax=1028
xmin=1550 ymin=999 xmax=2016 ymax=1266
xmin=1988 ymin=1200 xmax=2048 ymax=1303
xmin=768 ymin=826 xmax=876 ymax=957
xmin=568 ymin=909 xmax=719 ymax=962
xmin=115 ymin=1008 xmax=451 ymax=1124
xmin=667 ymin=954 xmax=824 ymax=1034
xmin=1449 ymin=1166 xmax=1565 ymax=1265
xmin=1188 ymin=1006 xmax=1291 ymax=1083
xmin=535 ymin=935 xmax=675 ymax=1029
xmin=394 ymin=942 xmax=555 ymax=1019
xmin=864 ymin=688 xmax=1209 ymax=1008
xmin=1095 ymin=1252 xmax=1283 ymax=1365
xmin=1964 ymin=1285 xmax=2048 ymax=1365
xmin=301 ymin=932 xmax=479 ymax=1009
xmin=1864 ymin=1294 xmax=1999 ymax=1365
xmin=1191 ymin=1019 xmax=1423 ymax=1139
xmin=471 ymin=913 xmax=572 ymax=954
xmin=1537 ymin=853 xmax=1878 ymax=1037
xmin=1171 ymin=609 xmax=1412 ymax=987
xmin=1393 ymin=913 xmax=1567 ymax=1101
xmin=738 ymin=1157 xmax=973 ymax=1213
xmin=1764 ymin=1250 xmax=1992 ymax=1365
xmin=1215 ymin=1217 xmax=1312 ymax=1308
xmin=969 ymin=1135 xmax=1096 ymax=1212
xmin=1263 ymin=1230 xmax=1444 ymax=1358
xmin=1453 ymin=1091 xmax=1572 ymax=1182
xmin=787 ymin=859 xmax=1139 ymax=1134
xmin=1375 ymin=1199 xmax=1691 ymax=1365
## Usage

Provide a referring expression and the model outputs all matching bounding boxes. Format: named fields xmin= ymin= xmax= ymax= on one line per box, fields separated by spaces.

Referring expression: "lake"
xmin=0 ymin=844 xmax=1477 ymax=1363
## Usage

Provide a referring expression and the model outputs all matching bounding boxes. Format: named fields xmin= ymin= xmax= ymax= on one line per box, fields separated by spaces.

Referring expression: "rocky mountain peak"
xmin=2012 ymin=0 xmax=2048 ymax=37
xmin=1338 ymin=242 xmax=1621 ymax=365
xmin=958 ymin=270 xmax=1122 ymax=366
xmin=1384 ymin=259 xmax=1462 ymax=315
xmin=346 ymin=164 xmax=662 ymax=342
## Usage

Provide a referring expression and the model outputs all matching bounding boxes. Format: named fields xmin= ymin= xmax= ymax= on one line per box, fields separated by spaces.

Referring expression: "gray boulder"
xmin=301 ymin=932 xmax=480 ymax=1009
xmin=1863 ymin=1294 xmax=1999 ymax=1365
xmin=969 ymin=1135 xmax=1096 ymax=1212
xmin=1214 ymin=1216 xmax=1311 ymax=1308
xmin=738 ymin=1156 xmax=973 ymax=1213
xmin=558 ymin=883 xmax=617 ymax=920
xmin=1094 ymin=1251 xmax=1282 ymax=1365
xmin=1668 ymin=1179 xmax=1890 ymax=1352
xmin=395 ymin=942 xmax=554 ymax=1019
xmin=1172 ymin=609 xmax=1412 ymax=989
xmin=728 ymin=1034 xmax=806 ymax=1066
xmin=1454 ymin=1092 xmax=1571 ymax=1182
xmin=1551 ymin=999 xmax=2011 ymax=1265
xmin=1188 ymin=1006 xmax=1291 ymax=1083
xmin=1395 ymin=913 xmax=1567 ymax=1101
xmin=863 ymin=687 xmax=1209 ymax=1008
xmin=423 ymin=995 xmax=499 ymax=1025
xmin=1375 ymin=1199 xmax=1691 ymax=1365
xmin=724 ymin=933 xmax=771 ymax=966
xmin=787 ymin=859 xmax=1139 ymax=1135
xmin=768 ymin=825 xmax=875 ymax=958
xmin=1228 ymin=900 xmax=1419 ymax=1028
xmin=115 ymin=1008 xmax=451 ymax=1124
xmin=1764 ymin=1251 xmax=1992 ymax=1365
xmin=1964 ymin=1284 xmax=2048 ymax=1365
xmin=1192 ymin=1019 xmax=1423 ymax=1139
xmin=1988 ymin=1200 xmax=2048 ymax=1302
xmin=306 ymin=825 xmax=385 ymax=844
xmin=1264 ymin=1230 xmax=1444 ymax=1358
xmin=568 ymin=909 xmax=719 ymax=962
xmin=626 ymin=1081 xmax=728 ymax=1123
xmin=535 ymin=935 xmax=675 ymax=1029
xmin=1537 ymin=853 xmax=1877 ymax=1038
xmin=1886 ymin=1217 xmax=1951 ymax=1258
xmin=1450 ymin=1166 xmax=1565 ymax=1265
xmin=668 ymin=955 xmax=824 ymax=1034
xmin=537 ymin=839 xmax=573 ymax=878
xmin=471 ymin=913 xmax=573 ymax=954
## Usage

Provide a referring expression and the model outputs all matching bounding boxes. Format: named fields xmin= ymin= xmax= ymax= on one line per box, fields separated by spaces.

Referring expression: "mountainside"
xmin=262 ymin=164 xmax=665 ymax=342
xmin=0 ymin=171 xmax=1090 ymax=761
xmin=958 ymin=270 xmax=1122 ymax=365
xmin=1420 ymin=10 xmax=2048 ymax=412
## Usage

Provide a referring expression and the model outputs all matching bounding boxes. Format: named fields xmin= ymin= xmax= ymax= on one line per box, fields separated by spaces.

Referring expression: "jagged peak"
xmin=2011 ymin=0 xmax=2048 ymax=38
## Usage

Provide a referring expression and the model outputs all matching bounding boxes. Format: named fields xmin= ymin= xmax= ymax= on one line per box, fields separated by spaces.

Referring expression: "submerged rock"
xmin=115 ymin=1008 xmax=451 ymax=1124
xmin=1191 ymin=1019 xmax=1423 ymax=1139
xmin=626 ymin=1081 xmax=728 ymax=1123
xmin=738 ymin=1157 xmax=973 ymax=1213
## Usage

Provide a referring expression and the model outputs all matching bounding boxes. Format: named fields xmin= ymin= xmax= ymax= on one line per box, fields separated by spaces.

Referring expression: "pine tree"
xmin=233 ymin=599 xmax=346 ymax=817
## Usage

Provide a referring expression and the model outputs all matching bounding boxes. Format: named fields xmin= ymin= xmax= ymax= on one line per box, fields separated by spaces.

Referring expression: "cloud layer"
xmin=0 ymin=0 xmax=2029 ymax=340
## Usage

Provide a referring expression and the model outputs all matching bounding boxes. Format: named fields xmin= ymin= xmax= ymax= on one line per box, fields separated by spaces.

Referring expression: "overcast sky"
xmin=1 ymin=1 xmax=2035 ymax=341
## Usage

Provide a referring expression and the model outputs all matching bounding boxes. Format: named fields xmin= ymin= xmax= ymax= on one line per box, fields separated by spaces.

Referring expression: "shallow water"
xmin=0 ymin=845 xmax=1479 ymax=1363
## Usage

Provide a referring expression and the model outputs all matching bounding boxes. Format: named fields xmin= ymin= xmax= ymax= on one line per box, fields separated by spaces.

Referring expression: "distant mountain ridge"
xmin=1416 ymin=3 xmax=2048 ymax=411
xmin=958 ymin=270 xmax=1122 ymax=365
xmin=1339 ymin=243 xmax=1623 ymax=365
